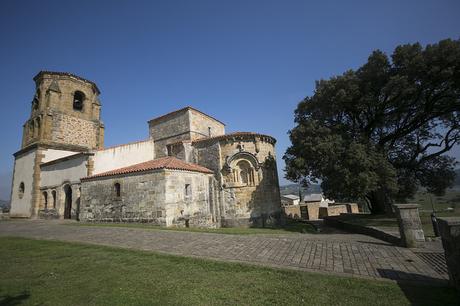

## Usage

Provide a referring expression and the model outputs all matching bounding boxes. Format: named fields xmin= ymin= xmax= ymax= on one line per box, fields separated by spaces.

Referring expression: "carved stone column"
xmin=437 ymin=217 xmax=460 ymax=290
xmin=393 ymin=204 xmax=425 ymax=248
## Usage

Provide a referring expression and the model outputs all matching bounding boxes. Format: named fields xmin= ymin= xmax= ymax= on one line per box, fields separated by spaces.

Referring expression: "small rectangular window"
xmin=185 ymin=184 xmax=191 ymax=197
xmin=114 ymin=183 xmax=121 ymax=197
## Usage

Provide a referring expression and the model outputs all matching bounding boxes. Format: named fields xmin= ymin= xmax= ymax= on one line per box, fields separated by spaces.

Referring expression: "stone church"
xmin=9 ymin=71 xmax=282 ymax=227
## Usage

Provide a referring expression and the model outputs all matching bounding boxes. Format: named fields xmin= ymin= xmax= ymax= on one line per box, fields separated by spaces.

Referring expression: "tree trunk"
xmin=368 ymin=189 xmax=393 ymax=215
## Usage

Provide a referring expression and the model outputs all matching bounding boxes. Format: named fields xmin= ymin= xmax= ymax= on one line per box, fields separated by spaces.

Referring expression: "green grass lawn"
xmin=67 ymin=220 xmax=317 ymax=235
xmin=410 ymin=188 xmax=460 ymax=212
xmin=0 ymin=237 xmax=458 ymax=306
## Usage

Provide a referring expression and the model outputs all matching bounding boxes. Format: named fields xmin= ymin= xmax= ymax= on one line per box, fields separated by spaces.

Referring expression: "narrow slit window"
xmin=18 ymin=182 xmax=25 ymax=199
xmin=184 ymin=184 xmax=191 ymax=197
xmin=114 ymin=183 xmax=121 ymax=197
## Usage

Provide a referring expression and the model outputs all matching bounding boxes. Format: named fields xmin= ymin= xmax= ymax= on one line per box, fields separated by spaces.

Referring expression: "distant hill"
xmin=0 ymin=199 xmax=10 ymax=210
xmin=280 ymin=183 xmax=322 ymax=196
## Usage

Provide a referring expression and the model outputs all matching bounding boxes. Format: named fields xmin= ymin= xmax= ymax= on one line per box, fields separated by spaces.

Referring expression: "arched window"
xmin=236 ymin=160 xmax=255 ymax=186
xmin=18 ymin=182 xmax=25 ymax=199
xmin=114 ymin=183 xmax=121 ymax=197
xmin=52 ymin=190 xmax=57 ymax=209
xmin=42 ymin=191 xmax=48 ymax=209
xmin=73 ymin=91 xmax=85 ymax=111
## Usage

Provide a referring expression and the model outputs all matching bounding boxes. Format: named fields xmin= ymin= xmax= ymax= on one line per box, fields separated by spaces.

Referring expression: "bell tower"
xmin=22 ymin=71 xmax=104 ymax=150
xmin=10 ymin=71 xmax=105 ymax=218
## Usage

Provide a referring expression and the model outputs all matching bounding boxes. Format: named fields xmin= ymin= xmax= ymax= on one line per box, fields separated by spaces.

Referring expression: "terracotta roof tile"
xmin=82 ymin=157 xmax=213 ymax=180
xmin=192 ymin=132 xmax=276 ymax=144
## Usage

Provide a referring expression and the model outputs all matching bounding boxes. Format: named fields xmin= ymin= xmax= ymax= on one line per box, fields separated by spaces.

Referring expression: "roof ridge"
xmin=82 ymin=156 xmax=213 ymax=180
xmin=147 ymin=106 xmax=225 ymax=126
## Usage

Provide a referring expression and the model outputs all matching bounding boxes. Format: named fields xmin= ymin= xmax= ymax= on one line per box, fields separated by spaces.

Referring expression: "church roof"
xmin=192 ymin=132 xmax=276 ymax=144
xmin=82 ymin=156 xmax=214 ymax=180
xmin=33 ymin=71 xmax=100 ymax=94
xmin=147 ymin=106 xmax=225 ymax=126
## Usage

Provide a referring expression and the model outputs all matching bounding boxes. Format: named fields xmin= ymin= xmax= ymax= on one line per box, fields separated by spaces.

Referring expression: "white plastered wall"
xmin=10 ymin=150 xmax=36 ymax=217
xmin=92 ymin=140 xmax=154 ymax=174
xmin=40 ymin=155 xmax=88 ymax=187
xmin=42 ymin=149 xmax=80 ymax=163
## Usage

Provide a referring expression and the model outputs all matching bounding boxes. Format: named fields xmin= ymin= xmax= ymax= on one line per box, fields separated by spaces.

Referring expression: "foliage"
xmin=284 ymin=39 xmax=460 ymax=213
xmin=1 ymin=237 xmax=459 ymax=305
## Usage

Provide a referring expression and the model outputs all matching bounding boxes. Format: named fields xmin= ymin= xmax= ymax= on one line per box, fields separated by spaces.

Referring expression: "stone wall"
xmin=164 ymin=171 xmax=217 ymax=227
xmin=284 ymin=205 xmax=301 ymax=219
xmin=189 ymin=108 xmax=225 ymax=140
xmin=301 ymin=203 xmax=320 ymax=220
xmin=217 ymin=136 xmax=281 ymax=226
xmin=149 ymin=108 xmax=225 ymax=158
xmin=319 ymin=205 xmax=348 ymax=218
xmin=149 ymin=110 xmax=190 ymax=158
xmin=81 ymin=171 xmax=167 ymax=223
xmin=80 ymin=169 xmax=216 ymax=227
xmin=22 ymin=72 xmax=103 ymax=150
xmin=51 ymin=112 xmax=101 ymax=149
xmin=35 ymin=73 xmax=100 ymax=122
xmin=193 ymin=141 xmax=222 ymax=175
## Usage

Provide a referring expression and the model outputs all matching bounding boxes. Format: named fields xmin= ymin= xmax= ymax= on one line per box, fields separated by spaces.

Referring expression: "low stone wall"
xmin=300 ymin=203 xmax=320 ymax=220
xmin=284 ymin=203 xmax=357 ymax=221
xmin=345 ymin=203 xmax=359 ymax=213
xmin=283 ymin=205 xmax=301 ymax=219
xmin=319 ymin=204 xmax=347 ymax=218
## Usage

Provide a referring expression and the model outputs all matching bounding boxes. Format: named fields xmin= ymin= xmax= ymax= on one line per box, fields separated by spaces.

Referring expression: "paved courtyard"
xmin=0 ymin=220 xmax=448 ymax=284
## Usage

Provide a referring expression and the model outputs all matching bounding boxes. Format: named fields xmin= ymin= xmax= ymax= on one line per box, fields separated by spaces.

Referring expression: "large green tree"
xmin=284 ymin=39 xmax=460 ymax=214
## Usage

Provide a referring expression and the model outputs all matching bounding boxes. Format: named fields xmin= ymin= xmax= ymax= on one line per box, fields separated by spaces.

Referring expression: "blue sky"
xmin=0 ymin=0 xmax=459 ymax=199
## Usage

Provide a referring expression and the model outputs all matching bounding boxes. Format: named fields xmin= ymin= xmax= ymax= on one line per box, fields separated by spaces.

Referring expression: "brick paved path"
xmin=0 ymin=220 xmax=448 ymax=283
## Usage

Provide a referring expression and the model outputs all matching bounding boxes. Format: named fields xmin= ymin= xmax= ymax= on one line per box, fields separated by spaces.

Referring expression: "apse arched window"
xmin=73 ymin=91 xmax=85 ymax=111
xmin=236 ymin=160 xmax=255 ymax=186
xmin=18 ymin=182 xmax=25 ymax=199
xmin=114 ymin=183 xmax=121 ymax=197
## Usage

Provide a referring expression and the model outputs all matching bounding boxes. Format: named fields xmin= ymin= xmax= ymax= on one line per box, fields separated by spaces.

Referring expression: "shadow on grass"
xmin=0 ymin=291 xmax=30 ymax=306
xmin=376 ymin=269 xmax=459 ymax=305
